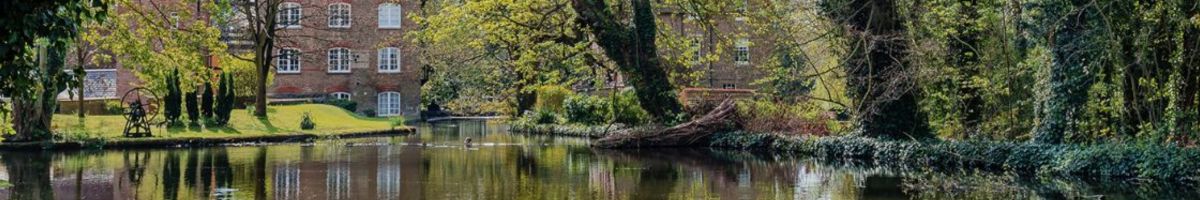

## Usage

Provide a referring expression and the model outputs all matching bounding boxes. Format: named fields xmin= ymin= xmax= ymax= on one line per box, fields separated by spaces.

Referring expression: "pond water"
xmin=0 ymin=120 xmax=1196 ymax=199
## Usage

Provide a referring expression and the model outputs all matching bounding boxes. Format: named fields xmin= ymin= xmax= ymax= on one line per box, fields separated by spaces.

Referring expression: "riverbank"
xmin=0 ymin=128 xmax=413 ymax=151
xmin=508 ymin=122 xmax=626 ymax=138
xmin=511 ymin=123 xmax=1200 ymax=181
xmin=1 ymin=104 xmax=414 ymax=151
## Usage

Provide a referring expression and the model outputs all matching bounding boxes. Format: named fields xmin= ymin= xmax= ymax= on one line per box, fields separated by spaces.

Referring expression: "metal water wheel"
xmin=121 ymin=87 xmax=160 ymax=138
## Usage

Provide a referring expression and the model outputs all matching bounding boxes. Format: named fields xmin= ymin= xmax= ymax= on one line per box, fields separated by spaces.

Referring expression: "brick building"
xmin=658 ymin=1 xmax=773 ymax=90
xmin=263 ymin=0 xmax=421 ymax=117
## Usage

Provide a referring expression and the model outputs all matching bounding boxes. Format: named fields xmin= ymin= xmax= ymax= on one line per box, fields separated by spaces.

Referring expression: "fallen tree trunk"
xmin=593 ymin=99 xmax=738 ymax=148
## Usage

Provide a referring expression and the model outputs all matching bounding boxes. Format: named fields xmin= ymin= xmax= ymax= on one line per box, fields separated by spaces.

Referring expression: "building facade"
xmin=267 ymin=0 xmax=421 ymax=117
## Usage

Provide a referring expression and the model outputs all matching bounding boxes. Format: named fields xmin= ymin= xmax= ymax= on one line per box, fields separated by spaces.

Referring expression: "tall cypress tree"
xmin=185 ymin=89 xmax=199 ymax=125
xmin=201 ymin=81 xmax=214 ymax=119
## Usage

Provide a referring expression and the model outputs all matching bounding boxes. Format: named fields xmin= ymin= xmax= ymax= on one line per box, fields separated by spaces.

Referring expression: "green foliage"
xmin=390 ymin=116 xmax=406 ymax=129
xmin=734 ymin=99 xmax=842 ymax=135
xmin=163 ymin=68 xmax=183 ymax=125
xmin=711 ymin=133 xmax=1200 ymax=180
xmin=104 ymin=100 xmax=124 ymax=115
xmin=322 ymin=99 xmax=358 ymax=112
xmin=299 ymin=112 xmax=315 ymax=130
xmin=610 ymin=89 xmax=650 ymax=125
xmin=212 ymin=73 xmax=234 ymax=126
xmin=201 ymin=82 xmax=214 ymax=119
xmin=531 ymin=109 xmax=561 ymax=125
xmin=533 ymin=85 xmax=573 ymax=114
xmin=564 ymin=95 xmax=609 ymax=125
xmin=185 ymin=89 xmax=199 ymax=124
xmin=87 ymin=0 xmax=223 ymax=94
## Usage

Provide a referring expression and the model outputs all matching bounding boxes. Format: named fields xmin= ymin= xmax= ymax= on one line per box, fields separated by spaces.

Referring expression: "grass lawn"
xmin=52 ymin=104 xmax=406 ymax=141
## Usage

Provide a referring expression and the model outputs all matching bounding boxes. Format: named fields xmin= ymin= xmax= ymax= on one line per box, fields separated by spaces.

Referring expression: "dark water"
xmin=0 ymin=120 xmax=1196 ymax=200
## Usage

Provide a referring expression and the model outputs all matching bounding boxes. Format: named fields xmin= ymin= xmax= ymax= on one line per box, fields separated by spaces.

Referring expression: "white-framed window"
xmin=734 ymin=39 xmax=750 ymax=65
xmin=170 ymin=12 xmax=180 ymax=29
xmin=328 ymin=3 xmax=352 ymax=28
xmin=330 ymin=92 xmax=351 ymax=100
xmin=278 ymin=2 xmax=302 ymax=29
xmin=57 ymin=69 xmax=118 ymax=100
xmin=378 ymin=47 xmax=400 ymax=73
xmin=377 ymin=92 xmax=402 ymax=116
xmin=378 ymin=3 xmax=402 ymax=29
xmin=690 ymin=35 xmax=703 ymax=64
xmin=277 ymin=48 xmax=301 ymax=73
xmin=327 ymin=48 xmax=351 ymax=73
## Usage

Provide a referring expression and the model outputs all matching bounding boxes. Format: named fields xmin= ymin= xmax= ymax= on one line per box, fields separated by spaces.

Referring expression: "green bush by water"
xmin=709 ymin=132 xmax=1200 ymax=181
xmin=564 ymin=95 xmax=609 ymax=125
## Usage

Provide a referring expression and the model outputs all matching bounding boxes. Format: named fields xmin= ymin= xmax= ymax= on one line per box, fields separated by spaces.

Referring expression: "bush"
xmin=734 ymin=99 xmax=837 ymax=135
xmin=323 ymin=99 xmax=358 ymax=112
xmin=104 ymin=100 xmax=124 ymax=115
xmin=300 ymin=112 xmax=315 ymax=130
xmin=163 ymin=68 xmax=183 ymax=125
xmin=534 ymin=85 xmax=573 ymax=113
xmin=532 ymin=109 xmax=560 ymax=124
xmin=390 ymin=116 xmax=406 ymax=129
xmin=213 ymin=72 xmax=235 ymax=126
xmin=201 ymin=82 xmax=214 ymax=119
xmin=564 ymin=95 xmax=609 ymax=125
xmin=610 ymin=89 xmax=649 ymax=125
xmin=185 ymin=90 xmax=199 ymax=124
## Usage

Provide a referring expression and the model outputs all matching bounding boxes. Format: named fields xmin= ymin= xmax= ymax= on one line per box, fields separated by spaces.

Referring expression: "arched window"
xmin=330 ymin=92 xmax=351 ymax=100
xmin=327 ymin=48 xmax=351 ymax=73
xmin=328 ymin=3 xmax=352 ymax=28
xmin=377 ymin=92 xmax=401 ymax=116
xmin=378 ymin=47 xmax=400 ymax=73
xmin=377 ymin=3 xmax=402 ymax=28
xmin=277 ymin=48 xmax=301 ymax=73
xmin=278 ymin=2 xmax=302 ymax=28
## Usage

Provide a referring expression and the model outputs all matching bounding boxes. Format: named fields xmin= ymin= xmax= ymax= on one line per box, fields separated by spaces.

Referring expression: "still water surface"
xmin=0 ymin=120 xmax=1196 ymax=199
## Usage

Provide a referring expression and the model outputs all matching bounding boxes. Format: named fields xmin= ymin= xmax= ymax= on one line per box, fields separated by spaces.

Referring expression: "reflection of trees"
xmin=3 ymin=152 xmax=55 ymax=199
xmin=592 ymin=148 xmax=800 ymax=199
xmin=162 ymin=151 xmax=182 ymax=200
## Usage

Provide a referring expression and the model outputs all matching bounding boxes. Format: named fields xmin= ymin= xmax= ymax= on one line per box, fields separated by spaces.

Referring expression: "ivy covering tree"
xmin=0 ymin=0 xmax=107 ymax=142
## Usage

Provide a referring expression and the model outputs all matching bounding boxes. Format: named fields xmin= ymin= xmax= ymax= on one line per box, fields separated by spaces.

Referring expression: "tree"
xmin=164 ymin=68 xmax=183 ymax=125
xmin=222 ymin=0 xmax=360 ymax=119
xmin=202 ymin=81 xmax=215 ymax=119
xmin=214 ymin=73 xmax=234 ymax=126
xmin=822 ymin=0 xmax=930 ymax=139
xmin=186 ymin=89 xmax=200 ymax=125
xmin=0 ymin=0 xmax=107 ymax=141
xmin=572 ymin=0 xmax=685 ymax=123
xmin=1026 ymin=0 xmax=1103 ymax=144
xmin=88 ymin=0 xmax=226 ymax=96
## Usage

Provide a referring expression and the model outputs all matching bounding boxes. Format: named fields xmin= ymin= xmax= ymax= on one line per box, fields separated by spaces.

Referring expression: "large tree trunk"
xmin=572 ymin=0 xmax=683 ymax=122
xmin=593 ymin=99 xmax=737 ymax=148
xmin=10 ymin=43 xmax=69 ymax=142
xmin=825 ymin=0 xmax=930 ymax=139
xmin=1178 ymin=3 xmax=1200 ymax=142
xmin=952 ymin=0 xmax=984 ymax=138
xmin=1033 ymin=0 xmax=1101 ymax=144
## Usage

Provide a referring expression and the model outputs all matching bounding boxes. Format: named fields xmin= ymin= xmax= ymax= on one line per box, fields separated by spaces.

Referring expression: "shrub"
xmin=324 ymin=99 xmax=358 ymax=112
xmin=361 ymin=109 xmax=377 ymax=117
xmin=390 ymin=116 xmax=406 ymax=129
xmin=185 ymin=90 xmax=199 ymax=124
xmin=564 ymin=95 xmax=609 ymax=125
xmin=201 ymin=82 xmax=214 ymax=119
xmin=534 ymin=85 xmax=573 ymax=113
xmin=734 ymin=99 xmax=836 ymax=135
xmin=213 ymin=73 xmax=235 ymax=126
xmin=163 ymin=68 xmax=183 ymax=125
xmin=104 ymin=100 xmax=124 ymax=115
xmin=300 ymin=112 xmax=315 ymax=130
xmin=532 ymin=109 xmax=560 ymax=124
xmin=610 ymin=89 xmax=649 ymax=125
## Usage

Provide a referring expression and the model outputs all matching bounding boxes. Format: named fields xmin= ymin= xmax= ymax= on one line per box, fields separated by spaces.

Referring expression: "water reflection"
xmin=0 ymin=120 xmax=1195 ymax=199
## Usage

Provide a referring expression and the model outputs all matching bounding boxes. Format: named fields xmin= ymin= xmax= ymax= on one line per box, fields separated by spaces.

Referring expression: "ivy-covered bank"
xmin=510 ymin=123 xmax=1200 ymax=181
xmin=709 ymin=132 xmax=1200 ymax=181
